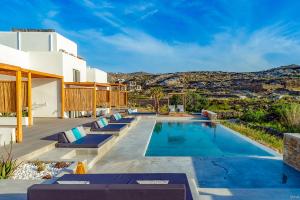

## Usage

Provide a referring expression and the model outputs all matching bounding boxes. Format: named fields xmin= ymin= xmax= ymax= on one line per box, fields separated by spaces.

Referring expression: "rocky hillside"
xmin=108 ymin=65 xmax=300 ymax=96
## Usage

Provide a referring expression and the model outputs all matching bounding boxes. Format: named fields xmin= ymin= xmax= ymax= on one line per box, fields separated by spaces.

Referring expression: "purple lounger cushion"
xmin=28 ymin=184 xmax=186 ymax=200
xmin=91 ymin=122 xmax=128 ymax=132
xmin=55 ymin=173 xmax=193 ymax=200
xmin=56 ymin=133 xmax=113 ymax=148
xmin=129 ymin=112 xmax=156 ymax=115
xmin=110 ymin=117 xmax=135 ymax=124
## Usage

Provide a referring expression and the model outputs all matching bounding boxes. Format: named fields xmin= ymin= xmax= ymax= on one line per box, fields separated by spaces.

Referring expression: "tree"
xmin=186 ymin=92 xmax=208 ymax=112
xmin=169 ymin=95 xmax=181 ymax=107
xmin=149 ymin=87 xmax=164 ymax=113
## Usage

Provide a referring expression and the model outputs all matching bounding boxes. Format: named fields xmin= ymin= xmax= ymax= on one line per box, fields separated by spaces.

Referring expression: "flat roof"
xmin=12 ymin=28 xmax=55 ymax=32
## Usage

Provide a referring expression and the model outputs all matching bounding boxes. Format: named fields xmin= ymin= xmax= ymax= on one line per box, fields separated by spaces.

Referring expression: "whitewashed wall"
xmin=62 ymin=53 xmax=87 ymax=82
xmin=86 ymin=67 xmax=108 ymax=83
xmin=0 ymin=32 xmax=77 ymax=55
xmin=28 ymin=52 xmax=63 ymax=75
xmin=32 ymin=78 xmax=61 ymax=117
xmin=55 ymin=34 xmax=77 ymax=55
xmin=20 ymin=32 xmax=52 ymax=52
xmin=0 ymin=32 xmax=18 ymax=49
xmin=0 ymin=44 xmax=29 ymax=67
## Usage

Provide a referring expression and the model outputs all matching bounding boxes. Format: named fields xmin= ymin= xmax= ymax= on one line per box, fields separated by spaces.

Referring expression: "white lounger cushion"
xmin=57 ymin=181 xmax=90 ymax=184
xmin=77 ymin=126 xmax=87 ymax=137
xmin=169 ymin=105 xmax=175 ymax=112
xmin=137 ymin=180 xmax=169 ymax=184
xmin=64 ymin=130 xmax=76 ymax=143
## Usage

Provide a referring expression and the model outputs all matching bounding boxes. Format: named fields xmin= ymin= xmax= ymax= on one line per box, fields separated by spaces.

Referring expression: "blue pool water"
xmin=145 ymin=121 xmax=275 ymax=157
xmin=146 ymin=121 xmax=300 ymax=188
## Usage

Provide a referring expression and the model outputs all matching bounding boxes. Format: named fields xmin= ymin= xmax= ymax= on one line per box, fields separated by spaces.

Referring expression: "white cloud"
xmin=40 ymin=18 xmax=300 ymax=72
xmin=74 ymin=24 xmax=300 ymax=72
xmin=94 ymin=11 xmax=123 ymax=29
xmin=47 ymin=10 xmax=58 ymax=18
xmin=140 ymin=9 xmax=158 ymax=20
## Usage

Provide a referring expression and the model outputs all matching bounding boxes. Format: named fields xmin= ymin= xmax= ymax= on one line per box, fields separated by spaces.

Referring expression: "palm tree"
xmin=149 ymin=87 xmax=164 ymax=113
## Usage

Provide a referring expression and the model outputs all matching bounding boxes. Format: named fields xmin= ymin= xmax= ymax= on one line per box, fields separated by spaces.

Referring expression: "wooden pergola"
xmin=63 ymin=82 xmax=128 ymax=118
xmin=167 ymin=92 xmax=186 ymax=112
xmin=0 ymin=63 xmax=63 ymax=143
xmin=110 ymin=83 xmax=128 ymax=109
xmin=0 ymin=63 xmax=128 ymax=144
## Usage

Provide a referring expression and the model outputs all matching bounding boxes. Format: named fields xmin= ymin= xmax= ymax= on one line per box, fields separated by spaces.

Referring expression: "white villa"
xmin=0 ymin=29 xmax=127 ymax=145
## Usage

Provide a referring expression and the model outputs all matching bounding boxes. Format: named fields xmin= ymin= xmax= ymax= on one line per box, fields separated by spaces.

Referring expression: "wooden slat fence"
xmin=110 ymin=91 xmax=119 ymax=107
xmin=96 ymin=90 xmax=110 ymax=107
xmin=64 ymin=88 xmax=93 ymax=111
xmin=119 ymin=91 xmax=127 ymax=106
xmin=0 ymin=81 xmax=27 ymax=112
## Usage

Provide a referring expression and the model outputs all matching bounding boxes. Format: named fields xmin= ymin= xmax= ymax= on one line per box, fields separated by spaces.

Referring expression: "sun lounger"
xmin=110 ymin=113 xmax=136 ymax=124
xmin=90 ymin=118 xmax=128 ymax=132
xmin=28 ymin=173 xmax=193 ymax=200
xmin=169 ymin=105 xmax=176 ymax=112
xmin=55 ymin=126 xmax=113 ymax=148
xmin=177 ymin=105 xmax=184 ymax=112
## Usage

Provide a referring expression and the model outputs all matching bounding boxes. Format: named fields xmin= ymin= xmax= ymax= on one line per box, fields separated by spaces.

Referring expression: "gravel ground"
xmin=11 ymin=162 xmax=70 ymax=180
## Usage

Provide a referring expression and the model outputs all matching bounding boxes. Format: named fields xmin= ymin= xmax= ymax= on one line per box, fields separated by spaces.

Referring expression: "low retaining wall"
xmin=0 ymin=128 xmax=16 ymax=146
xmin=202 ymin=110 xmax=217 ymax=120
xmin=0 ymin=117 xmax=32 ymax=126
xmin=283 ymin=133 xmax=300 ymax=171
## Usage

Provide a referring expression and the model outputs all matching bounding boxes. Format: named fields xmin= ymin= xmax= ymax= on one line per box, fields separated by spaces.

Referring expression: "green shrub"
xmin=0 ymin=142 xmax=18 ymax=179
xmin=186 ymin=92 xmax=208 ymax=112
xmin=223 ymin=121 xmax=283 ymax=153
xmin=169 ymin=95 xmax=182 ymax=107
xmin=281 ymin=103 xmax=300 ymax=132
xmin=159 ymin=104 xmax=169 ymax=114
xmin=241 ymin=109 xmax=267 ymax=123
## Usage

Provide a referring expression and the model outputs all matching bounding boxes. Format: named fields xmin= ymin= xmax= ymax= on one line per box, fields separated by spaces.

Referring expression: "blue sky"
xmin=1 ymin=0 xmax=300 ymax=73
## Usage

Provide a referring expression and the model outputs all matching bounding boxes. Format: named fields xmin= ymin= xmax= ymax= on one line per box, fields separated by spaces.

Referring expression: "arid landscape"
xmin=109 ymin=64 xmax=300 ymax=98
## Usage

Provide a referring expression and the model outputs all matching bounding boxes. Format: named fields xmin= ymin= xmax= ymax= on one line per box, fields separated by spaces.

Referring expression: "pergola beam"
xmin=167 ymin=92 xmax=187 ymax=112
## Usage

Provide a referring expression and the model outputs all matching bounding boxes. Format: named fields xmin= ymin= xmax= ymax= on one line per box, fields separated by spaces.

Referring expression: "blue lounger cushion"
xmin=56 ymin=133 xmax=113 ymax=148
xmin=91 ymin=122 xmax=128 ymax=132
xmin=55 ymin=173 xmax=193 ymax=200
xmin=128 ymin=112 xmax=157 ymax=115
xmin=110 ymin=116 xmax=136 ymax=124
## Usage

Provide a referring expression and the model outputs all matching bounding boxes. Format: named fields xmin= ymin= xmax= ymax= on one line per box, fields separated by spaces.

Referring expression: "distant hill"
xmin=108 ymin=65 xmax=300 ymax=96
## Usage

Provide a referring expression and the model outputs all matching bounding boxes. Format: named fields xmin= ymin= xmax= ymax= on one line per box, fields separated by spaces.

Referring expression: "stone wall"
xmin=283 ymin=133 xmax=300 ymax=171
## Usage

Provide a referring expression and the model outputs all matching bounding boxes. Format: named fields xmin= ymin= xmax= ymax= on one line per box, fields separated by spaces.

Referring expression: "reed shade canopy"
xmin=110 ymin=84 xmax=127 ymax=107
xmin=119 ymin=91 xmax=127 ymax=106
xmin=0 ymin=81 xmax=28 ymax=112
xmin=96 ymin=90 xmax=110 ymax=107
xmin=110 ymin=91 xmax=119 ymax=107
xmin=64 ymin=88 xmax=93 ymax=111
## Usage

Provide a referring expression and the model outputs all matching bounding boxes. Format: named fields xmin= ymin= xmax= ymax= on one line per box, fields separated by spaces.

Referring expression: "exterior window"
xmin=73 ymin=69 xmax=80 ymax=82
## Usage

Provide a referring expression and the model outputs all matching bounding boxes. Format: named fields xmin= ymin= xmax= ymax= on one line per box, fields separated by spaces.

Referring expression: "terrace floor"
xmin=0 ymin=117 xmax=96 ymax=160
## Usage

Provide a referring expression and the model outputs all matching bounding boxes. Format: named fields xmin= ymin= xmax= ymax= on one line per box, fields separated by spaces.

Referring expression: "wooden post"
xmin=16 ymin=70 xmax=23 ymax=143
xmin=109 ymin=86 xmax=112 ymax=109
xmin=125 ymin=92 xmax=128 ymax=107
xmin=118 ymin=84 xmax=121 ymax=109
xmin=27 ymin=72 xmax=32 ymax=127
xmin=93 ymin=83 xmax=97 ymax=118
xmin=61 ymin=78 xmax=65 ymax=118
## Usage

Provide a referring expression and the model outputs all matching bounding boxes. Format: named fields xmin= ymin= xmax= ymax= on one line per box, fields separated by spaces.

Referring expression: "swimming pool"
xmin=145 ymin=121 xmax=277 ymax=157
